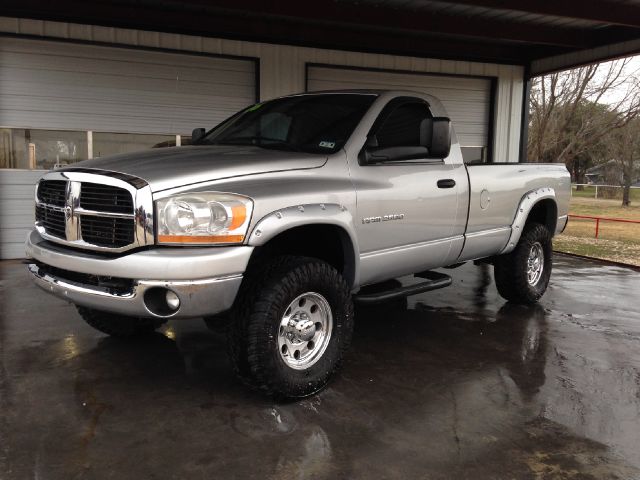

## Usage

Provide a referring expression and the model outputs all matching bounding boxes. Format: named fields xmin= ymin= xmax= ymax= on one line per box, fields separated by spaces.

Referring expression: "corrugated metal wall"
xmin=307 ymin=65 xmax=492 ymax=148
xmin=0 ymin=16 xmax=525 ymax=259
xmin=0 ymin=37 xmax=256 ymax=135
xmin=0 ymin=170 xmax=42 ymax=259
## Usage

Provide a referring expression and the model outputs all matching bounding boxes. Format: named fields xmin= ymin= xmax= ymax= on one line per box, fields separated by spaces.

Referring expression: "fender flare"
xmin=500 ymin=187 xmax=556 ymax=255
xmin=247 ymin=203 xmax=361 ymax=288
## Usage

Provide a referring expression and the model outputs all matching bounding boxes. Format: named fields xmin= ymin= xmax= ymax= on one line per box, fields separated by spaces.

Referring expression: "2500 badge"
xmin=362 ymin=213 xmax=405 ymax=224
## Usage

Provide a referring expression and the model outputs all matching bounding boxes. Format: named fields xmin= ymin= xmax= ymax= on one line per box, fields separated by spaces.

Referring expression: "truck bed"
xmin=456 ymin=162 xmax=571 ymax=261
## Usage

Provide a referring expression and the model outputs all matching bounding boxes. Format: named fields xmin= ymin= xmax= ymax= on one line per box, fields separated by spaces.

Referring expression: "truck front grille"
xmin=35 ymin=176 xmax=147 ymax=252
xmin=81 ymin=216 xmax=135 ymax=247
xmin=79 ymin=183 xmax=134 ymax=214
xmin=35 ymin=204 xmax=66 ymax=239
xmin=37 ymin=180 xmax=67 ymax=206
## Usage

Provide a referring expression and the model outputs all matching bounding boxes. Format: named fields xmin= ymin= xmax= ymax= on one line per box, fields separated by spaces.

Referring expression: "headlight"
xmin=156 ymin=192 xmax=253 ymax=245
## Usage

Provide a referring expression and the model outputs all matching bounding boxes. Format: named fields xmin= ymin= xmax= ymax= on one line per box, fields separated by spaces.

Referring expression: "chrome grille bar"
xmin=65 ymin=181 xmax=81 ymax=241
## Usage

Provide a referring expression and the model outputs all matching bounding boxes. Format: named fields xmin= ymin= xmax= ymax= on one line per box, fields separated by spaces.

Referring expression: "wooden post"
xmin=28 ymin=143 xmax=36 ymax=169
xmin=87 ymin=131 xmax=93 ymax=159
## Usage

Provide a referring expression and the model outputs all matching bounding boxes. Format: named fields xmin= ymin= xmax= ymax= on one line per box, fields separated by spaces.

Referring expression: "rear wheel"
xmin=228 ymin=256 xmax=354 ymax=399
xmin=494 ymin=222 xmax=552 ymax=305
xmin=76 ymin=306 xmax=166 ymax=338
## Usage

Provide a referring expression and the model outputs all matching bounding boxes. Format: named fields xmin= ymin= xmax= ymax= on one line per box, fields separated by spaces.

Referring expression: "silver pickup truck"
xmin=26 ymin=90 xmax=570 ymax=398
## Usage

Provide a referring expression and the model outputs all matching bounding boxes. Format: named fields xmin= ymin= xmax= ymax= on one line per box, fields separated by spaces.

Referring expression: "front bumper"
xmin=25 ymin=230 xmax=253 ymax=319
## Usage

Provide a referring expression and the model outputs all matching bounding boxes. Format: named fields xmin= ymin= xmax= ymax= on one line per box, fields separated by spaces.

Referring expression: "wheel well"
xmin=248 ymin=225 xmax=356 ymax=287
xmin=526 ymin=199 xmax=558 ymax=233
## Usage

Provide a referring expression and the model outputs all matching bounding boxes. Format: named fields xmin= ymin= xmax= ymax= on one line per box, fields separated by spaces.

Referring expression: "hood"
xmin=65 ymin=145 xmax=328 ymax=192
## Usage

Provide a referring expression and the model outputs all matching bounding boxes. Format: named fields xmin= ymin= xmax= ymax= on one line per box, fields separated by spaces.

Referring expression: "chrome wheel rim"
xmin=277 ymin=292 xmax=333 ymax=370
xmin=527 ymin=242 xmax=544 ymax=286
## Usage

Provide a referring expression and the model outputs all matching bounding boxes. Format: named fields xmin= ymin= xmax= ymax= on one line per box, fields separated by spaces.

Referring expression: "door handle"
xmin=437 ymin=179 xmax=456 ymax=189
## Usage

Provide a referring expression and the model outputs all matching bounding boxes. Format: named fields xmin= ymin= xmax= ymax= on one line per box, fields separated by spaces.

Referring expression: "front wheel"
xmin=228 ymin=256 xmax=354 ymax=399
xmin=494 ymin=222 xmax=552 ymax=305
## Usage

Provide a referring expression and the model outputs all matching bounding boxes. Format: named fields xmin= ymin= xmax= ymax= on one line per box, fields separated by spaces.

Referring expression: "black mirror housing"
xmin=191 ymin=127 xmax=206 ymax=144
xmin=429 ymin=117 xmax=451 ymax=158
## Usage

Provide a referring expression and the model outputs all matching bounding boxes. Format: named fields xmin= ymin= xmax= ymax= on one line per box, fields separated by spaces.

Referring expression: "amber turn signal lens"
xmin=157 ymin=234 xmax=245 ymax=244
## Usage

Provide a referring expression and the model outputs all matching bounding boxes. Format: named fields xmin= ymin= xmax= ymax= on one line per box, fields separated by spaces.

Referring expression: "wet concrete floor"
xmin=1 ymin=254 xmax=640 ymax=479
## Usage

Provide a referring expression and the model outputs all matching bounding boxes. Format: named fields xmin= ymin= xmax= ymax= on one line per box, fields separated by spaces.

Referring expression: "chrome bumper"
xmin=25 ymin=230 xmax=253 ymax=319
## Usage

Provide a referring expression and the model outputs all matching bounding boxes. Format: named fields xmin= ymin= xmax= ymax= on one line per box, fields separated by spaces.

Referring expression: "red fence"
xmin=568 ymin=214 xmax=640 ymax=238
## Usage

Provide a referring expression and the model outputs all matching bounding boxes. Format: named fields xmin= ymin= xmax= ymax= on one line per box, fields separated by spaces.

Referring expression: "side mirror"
xmin=360 ymin=116 xmax=452 ymax=164
xmin=429 ymin=117 xmax=451 ymax=158
xmin=191 ymin=127 xmax=206 ymax=144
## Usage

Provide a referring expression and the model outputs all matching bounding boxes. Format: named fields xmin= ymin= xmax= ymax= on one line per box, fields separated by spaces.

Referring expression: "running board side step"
xmin=354 ymin=271 xmax=452 ymax=305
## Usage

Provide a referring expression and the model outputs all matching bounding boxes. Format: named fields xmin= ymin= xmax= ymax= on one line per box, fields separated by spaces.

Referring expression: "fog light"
xmin=166 ymin=290 xmax=180 ymax=310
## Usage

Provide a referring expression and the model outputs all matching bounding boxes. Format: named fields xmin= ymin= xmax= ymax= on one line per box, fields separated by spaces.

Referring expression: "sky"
xmin=596 ymin=54 xmax=640 ymax=106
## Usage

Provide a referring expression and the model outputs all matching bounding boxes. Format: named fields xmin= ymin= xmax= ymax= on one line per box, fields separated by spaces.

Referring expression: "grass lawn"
xmin=571 ymin=185 xmax=640 ymax=202
xmin=567 ymin=197 xmax=640 ymax=219
xmin=555 ymin=197 xmax=640 ymax=266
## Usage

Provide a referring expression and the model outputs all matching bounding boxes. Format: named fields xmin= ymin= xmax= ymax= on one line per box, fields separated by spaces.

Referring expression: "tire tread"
xmin=228 ymin=255 xmax=353 ymax=399
xmin=494 ymin=222 xmax=552 ymax=305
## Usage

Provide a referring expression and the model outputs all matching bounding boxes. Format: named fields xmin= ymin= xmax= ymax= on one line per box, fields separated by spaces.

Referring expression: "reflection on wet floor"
xmin=1 ymin=254 xmax=640 ymax=479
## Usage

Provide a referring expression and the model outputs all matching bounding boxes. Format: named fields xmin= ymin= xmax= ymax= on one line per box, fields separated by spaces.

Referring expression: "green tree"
xmin=558 ymin=101 xmax=616 ymax=184
xmin=609 ymin=118 xmax=640 ymax=206
xmin=527 ymin=59 xmax=640 ymax=187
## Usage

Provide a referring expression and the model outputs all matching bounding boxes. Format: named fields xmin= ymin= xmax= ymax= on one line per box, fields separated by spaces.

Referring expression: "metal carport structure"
xmin=4 ymin=1 xmax=640 ymax=73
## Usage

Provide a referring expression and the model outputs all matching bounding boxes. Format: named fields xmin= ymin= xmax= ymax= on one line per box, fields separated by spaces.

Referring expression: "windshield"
xmin=196 ymin=93 xmax=377 ymax=154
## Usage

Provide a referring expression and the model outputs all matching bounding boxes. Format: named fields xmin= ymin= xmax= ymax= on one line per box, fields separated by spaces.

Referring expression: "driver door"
xmin=350 ymin=97 xmax=467 ymax=285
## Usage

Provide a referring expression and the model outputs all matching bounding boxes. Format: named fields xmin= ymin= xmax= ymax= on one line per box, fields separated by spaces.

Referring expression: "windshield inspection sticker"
xmin=319 ymin=141 xmax=336 ymax=149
